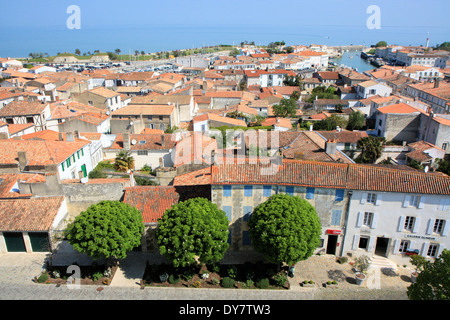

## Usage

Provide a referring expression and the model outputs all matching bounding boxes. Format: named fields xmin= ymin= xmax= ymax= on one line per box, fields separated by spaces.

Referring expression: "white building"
xmin=356 ymin=80 xmax=393 ymax=99
xmin=343 ymin=188 xmax=450 ymax=265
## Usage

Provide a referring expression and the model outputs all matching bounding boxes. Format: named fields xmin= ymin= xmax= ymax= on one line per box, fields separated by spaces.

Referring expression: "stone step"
xmin=369 ymin=256 xmax=397 ymax=271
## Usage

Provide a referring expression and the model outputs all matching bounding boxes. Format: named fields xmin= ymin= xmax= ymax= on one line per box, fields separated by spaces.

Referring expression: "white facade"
xmin=342 ymin=190 xmax=450 ymax=265
xmin=57 ymin=144 xmax=94 ymax=180
xmin=356 ymin=82 xmax=393 ymax=99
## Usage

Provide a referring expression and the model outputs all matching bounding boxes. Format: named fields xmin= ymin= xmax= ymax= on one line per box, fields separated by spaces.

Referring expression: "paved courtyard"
xmin=0 ymin=252 xmax=412 ymax=300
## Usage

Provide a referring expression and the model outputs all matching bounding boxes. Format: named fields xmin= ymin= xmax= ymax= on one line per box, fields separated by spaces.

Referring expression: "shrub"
xmin=227 ymin=265 xmax=238 ymax=279
xmin=192 ymin=280 xmax=202 ymax=288
xmin=256 ymin=278 xmax=270 ymax=289
xmin=210 ymin=278 xmax=220 ymax=286
xmin=92 ymin=271 xmax=103 ymax=282
xmin=221 ymin=277 xmax=235 ymax=288
xmin=37 ymin=273 xmax=49 ymax=283
xmin=338 ymin=257 xmax=348 ymax=264
xmin=169 ymin=274 xmax=180 ymax=284
xmin=182 ymin=269 xmax=195 ymax=281
xmin=273 ymin=273 xmax=287 ymax=287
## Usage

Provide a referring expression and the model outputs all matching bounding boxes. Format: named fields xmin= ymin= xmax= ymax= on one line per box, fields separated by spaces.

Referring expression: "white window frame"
xmin=410 ymin=195 xmax=420 ymax=207
xmin=363 ymin=212 xmax=373 ymax=227
xmin=367 ymin=193 xmax=377 ymax=204
xmin=427 ymin=243 xmax=438 ymax=257
xmin=433 ymin=219 xmax=445 ymax=234
xmin=399 ymin=240 xmax=410 ymax=253
xmin=404 ymin=216 xmax=415 ymax=231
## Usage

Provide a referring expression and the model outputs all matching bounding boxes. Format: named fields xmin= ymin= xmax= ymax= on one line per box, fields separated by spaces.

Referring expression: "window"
xmin=26 ymin=117 xmax=34 ymax=124
xmin=367 ymin=193 xmax=377 ymax=204
xmin=223 ymin=206 xmax=232 ymax=221
xmin=286 ymin=186 xmax=294 ymax=196
xmin=404 ymin=216 xmax=415 ymax=231
xmin=331 ymin=210 xmax=342 ymax=226
xmin=410 ymin=195 xmax=420 ymax=207
xmin=242 ymin=231 xmax=251 ymax=246
xmin=263 ymin=186 xmax=271 ymax=197
xmin=306 ymin=187 xmax=315 ymax=199
xmin=243 ymin=206 xmax=252 ymax=222
xmin=223 ymin=185 xmax=231 ymax=197
xmin=399 ymin=240 xmax=410 ymax=253
xmin=434 ymin=219 xmax=445 ymax=234
xmin=363 ymin=212 xmax=374 ymax=227
xmin=159 ymin=116 xmax=163 ymax=121
xmin=244 ymin=185 xmax=253 ymax=197
xmin=88 ymin=100 xmax=93 ymax=106
xmin=427 ymin=244 xmax=438 ymax=258
xmin=359 ymin=236 xmax=369 ymax=249
xmin=335 ymin=189 xmax=344 ymax=201
xmin=137 ymin=150 xmax=148 ymax=156
xmin=148 ymin=116 xmax=153 ymax=120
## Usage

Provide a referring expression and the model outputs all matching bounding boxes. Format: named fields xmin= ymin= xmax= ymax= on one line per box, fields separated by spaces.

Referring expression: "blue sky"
xmin=1 ymin=0 xmax=449 ymax=29
xmin=0 ymin=0 xmax=449 ymax=57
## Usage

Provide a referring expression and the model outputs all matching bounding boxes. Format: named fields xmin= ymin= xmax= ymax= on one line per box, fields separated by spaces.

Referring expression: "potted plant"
xmin=354 ymin=255 xmax=370 ymax=286
xmin=410 ymin=254 xmax=428 ymax=283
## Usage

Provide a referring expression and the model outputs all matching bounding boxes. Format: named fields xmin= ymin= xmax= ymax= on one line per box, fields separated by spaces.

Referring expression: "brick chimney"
xmin=17 ymin=151 xmax=28 ymax=170
xmin=434 ymin=78 xmax=441 ymax=88
xmin=123 ymin=132 xmax=131 ymax=150
xmin=325 ymin=139 xmax=337 ymax=155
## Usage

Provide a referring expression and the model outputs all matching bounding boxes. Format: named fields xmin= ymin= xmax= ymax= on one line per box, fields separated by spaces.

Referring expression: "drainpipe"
xmin=340 ymin=190 xmax=353 ymax=257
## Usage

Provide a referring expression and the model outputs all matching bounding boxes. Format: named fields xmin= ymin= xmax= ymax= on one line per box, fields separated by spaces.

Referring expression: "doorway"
xmin=375 ymin=237 xmax=390 ymax=257
xmin=326 ymin=235 xmax=338 ymax=255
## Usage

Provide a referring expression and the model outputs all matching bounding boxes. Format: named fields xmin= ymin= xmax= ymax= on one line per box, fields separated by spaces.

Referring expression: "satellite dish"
xmin=131 ymin=139 xmax=137 ymax=145
xmin=129 ymin=121 xmax=134 ymax=126
xmin=80 ymin=177 xmax=88 ymax=184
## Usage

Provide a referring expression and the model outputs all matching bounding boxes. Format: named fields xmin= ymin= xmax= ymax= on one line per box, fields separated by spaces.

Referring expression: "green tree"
xmin=272 ymin=98 xmax=298 ymax=118
xmin=156 ymin=198 xmax=230 ymax=268
xmin=356 ymin=136 xmax=384 ymax=163
xmin=75 ymin=49 xmax=81 ymax=55
xmin=307 ymin=86 xmax=339 ymax=103
xmin=230 ymin=48 xmax=240 ymax=57
xmin=248 ymin=194 xmax=322 ymax=266
xmin=375 ymin=41 xmax=388 ymax=47
xmin=114 ymin=150 xmax=135 ymax=172
xmin=313 ymin=114 xmax=348 ymax=131
xmin=436 ymin=159 xmax=450 ymax=176
xmin=407 ymin=249 xmax=450 ymax=300
xmin=346 ymin=110 xmax=366 ymax=130
xmin=64 ymin=201 xmax=144 ymax=260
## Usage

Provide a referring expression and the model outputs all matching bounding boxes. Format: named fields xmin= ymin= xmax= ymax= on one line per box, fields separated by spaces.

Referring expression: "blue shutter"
xmin=286 ymin=186 xmax=294 ymax=196
xmin=223 ymin=206 xmax=232 ymax=222
xmin=263 ymin=185 xmax=272 ymax=197
xmin=223 ymin=185 xmax=232 ymax=197
xmin=306 ymin=187 xmax=315 ymax=199
xmin=227 ymin=230 xmax=232 ymax=245
xmin=242 ymin=231 xmax=251 ymax=246
xmin=243 ymin=206 xmax=253 ymax=222
xmin=331 ymin=210 xmax=342 ymax=226
xmin=335 ymin=189 xmax=344 ymax=201
xmin=244 ymin=185 xmax=253 ymax=197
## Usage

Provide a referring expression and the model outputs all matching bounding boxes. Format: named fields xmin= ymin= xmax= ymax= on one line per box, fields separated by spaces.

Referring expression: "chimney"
xmin=161 ymin=134 xmax=165 ymax=147
xmin=123 ymin=132 xmax=131 ymax=150
xmin=66 ymin=132 xmax=75 ymax=142
xmin=58 ymin=133 xmax=64 ymax=141
xmin=159 ymin=157 xmax=164 ymax=168
xmin=325 ymin=139 xmax=337 ymax=155
xmin=17 ymin=151 xmax=28 ymax=170
xmin=434 ymin=78 xmax=441 ymax=88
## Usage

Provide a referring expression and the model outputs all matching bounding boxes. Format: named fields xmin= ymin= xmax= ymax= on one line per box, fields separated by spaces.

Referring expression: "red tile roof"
xmin=210 ymin=159 xmax=450 ymax=195
xmin=0 ymin=196 xmax=66 ymax=231
xmin=0 ymin=101 xmax=48 ymax=116
xmin=123 ymin=186 xmax=180 ymax=223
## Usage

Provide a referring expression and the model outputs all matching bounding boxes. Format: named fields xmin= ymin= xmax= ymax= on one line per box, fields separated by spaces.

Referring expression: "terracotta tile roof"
xmin=0 ymin=196 xmax=66 ymax=231
xmin=107 ymin=133 xmax=177 ymax=151
xmin=111 ymin=104 xmax=175 ymax=116
xmin=173 ymin=167 xmax=212 ymax=186
xmin=7 ymin=123 xmax=35 ymax=135
xmin=193 ymin=113 xmax=247 ymax=127
xmin=140 ymin=128 xmax=164 ymax=134
xmin=316 ymin=130 xmax=368 ymax=144
xmin=0 ymin=139 xmax=89 ymax=166
xmin=130 ymin=94 xmax=192 ymax=105
xmin=261 ymin=117 xmax=293 ymax=129
xmin=173 ymin=132 xmax=218 ymax=167
xmin=123 ymin=186 xmax=180 ymax=223
xmin=89 ymin=87 xmax=120 ymax=98
xmin=0 ymin=101 xmax=48 ymax=116
xmin=377 ymin=103 xmax=425 ymax=114
xmin=210 ymin=159 xmax=450 ymax=194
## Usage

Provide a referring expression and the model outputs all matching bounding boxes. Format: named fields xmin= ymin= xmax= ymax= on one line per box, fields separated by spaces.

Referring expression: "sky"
xmin=0 ymin=0 xmax=449 ymax=57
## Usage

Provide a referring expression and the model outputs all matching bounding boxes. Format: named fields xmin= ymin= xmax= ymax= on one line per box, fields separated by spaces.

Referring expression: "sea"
xmin=330 ymin=50 xmax=375 ymax=73
xmin=1 ymin=24 xmax=448 ymax=59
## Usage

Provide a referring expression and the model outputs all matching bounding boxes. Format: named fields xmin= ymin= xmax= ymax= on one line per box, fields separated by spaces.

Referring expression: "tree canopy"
xmin=156 ymin=198 xmax=230 ymax=267
xmin=307 ymin=86 xmax=339 ymax=103
xmin=356 ymin=136 xmax=384 ymax=163
xmin=272 ymin=98 xmax=298 ymax=118
xmin=65 ymin=201 xmax=144 ymax=260
xmin=346 ymin=110 xmax=366 ymax=130
xmin=248 ymin=194 xmax=322 ymax=265
xmin=114 ymin=150 xmax=135 ymax=172
xmin=407 ymin=249 xmax=450 ymax=300
xmin=375 ymin=41 xmax=388 ymax=47
xmin=313 ymin=114 xmax=348 ymax=131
